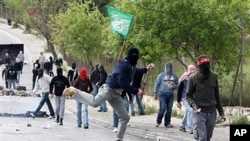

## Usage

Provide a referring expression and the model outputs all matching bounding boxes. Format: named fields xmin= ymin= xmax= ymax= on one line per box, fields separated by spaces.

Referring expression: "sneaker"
xmin=155 ymin=123 xmax=160 ymax=127
xmin=189 ymin=131 xmax=193 ymax=134
xmin=84 ymin=126 xmax=88 ymax=129
xmin=138 ymin=112 xmax=145 ymax=116
xmin=165 ymin=124 xmax=174 ymax=128
xmin=179 ymin=127 xmax=186 ymax=132
xmin=127 ymin=123 xmax=130 ymax=126
xmin=103 ymin=109 xmax=108 ymax=112
xmin=47 ymin=116 xmax=55 ymax=119
xmin=131 ymin=113 xmax=135 ymax=116
xmin=113 ymin=127 xmax=118 ymax=133
xmin=77 ymin=124 xmax=81 ymax=128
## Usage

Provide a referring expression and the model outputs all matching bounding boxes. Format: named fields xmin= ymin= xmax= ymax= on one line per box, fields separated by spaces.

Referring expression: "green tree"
xmin=112 ymin=0 xmax=250 ymax=76
xmin=4 ymin=0 xmax=73 ymax=59
xmin=51 ymin=1 xmax=105 ymax=67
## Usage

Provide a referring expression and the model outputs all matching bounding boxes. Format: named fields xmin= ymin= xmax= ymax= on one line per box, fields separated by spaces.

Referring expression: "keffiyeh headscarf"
xmin=178 ymin=64 xmax=197 ymax=83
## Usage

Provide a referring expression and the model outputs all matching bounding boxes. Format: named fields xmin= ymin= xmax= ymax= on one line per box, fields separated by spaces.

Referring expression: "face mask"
xmin=198 ymin=62 xmax=210 ymax=75
xmin=127 ymin=55 xmax=139 ymax=66
xmin=166 ymin=64 xmax=172 ymax=72
xmin=127 ymin=48 xmax=139 ymax=66
xmin=57 ymin=68 xmax=63 ymax=76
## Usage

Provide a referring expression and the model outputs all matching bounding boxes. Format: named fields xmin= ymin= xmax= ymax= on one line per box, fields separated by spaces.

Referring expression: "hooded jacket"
xmin=106 ymin=60 xmax=138 ymax=94
xmin=153 ymin=62 xmax=179 ymax=96
xmin=90 ymin=64 xmax=100 ymax=84
xmin=67 ymin=63 xmax=78 ymax=82
xmin=97 ymin=64 xmax=107 ymax=86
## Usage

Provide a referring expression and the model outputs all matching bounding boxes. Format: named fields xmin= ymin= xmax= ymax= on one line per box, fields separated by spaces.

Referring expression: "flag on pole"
xmin=107 ymin=6 xmax=134 ymax=39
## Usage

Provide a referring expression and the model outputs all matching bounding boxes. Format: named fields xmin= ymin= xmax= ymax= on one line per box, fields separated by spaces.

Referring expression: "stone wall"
xmin=142 ymin=95 xmax=250 ymax=123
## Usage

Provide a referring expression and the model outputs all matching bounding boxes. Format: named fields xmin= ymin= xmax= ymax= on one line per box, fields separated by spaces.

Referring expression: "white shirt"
xmin=33 ymin=73 xmax=51 ymax=93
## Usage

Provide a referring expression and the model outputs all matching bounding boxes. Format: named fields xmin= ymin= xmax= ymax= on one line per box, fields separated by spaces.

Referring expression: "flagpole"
xmin=117 ymin=39 xmax=126 ymax=61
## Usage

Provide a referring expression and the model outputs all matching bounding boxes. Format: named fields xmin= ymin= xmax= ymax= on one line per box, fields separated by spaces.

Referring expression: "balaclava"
xmin=57 ymin=67 xmax=63 ymax=77
xmin=38 ymin=68 xmax=44 ymax=79
xmin=126 ymin=48 xmax=139 ymax=66
xmin=98 ymin=64 xmax=104 ymax=72
xmin=80 ymin=68 xmax=87 ymax=80
xmin=72 ymin=63 xmax=76 ymax=69
xmin=165 ymin=63 xmax=173 ymax=77
xmin=198 ymin=55 xmax=210 ymax=79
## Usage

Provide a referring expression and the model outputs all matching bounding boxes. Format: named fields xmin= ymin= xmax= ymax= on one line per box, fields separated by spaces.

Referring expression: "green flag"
xmin=107 ymin=6 xmax=134 ymax=39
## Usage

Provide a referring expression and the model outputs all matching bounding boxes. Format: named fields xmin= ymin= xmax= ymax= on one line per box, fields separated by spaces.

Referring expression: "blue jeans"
xmin=156 ymin=94 xmax=174 ymax=126
xmin=129 ymin=93 xmax=144 ymax=115
xmin=8 ymin=79 xmax=16 ymax=89
xmin=76 ymin=101 xmax=88 ymax=127
xmin=113 ymin=96 xmax=129 ymax=128
xmin=16 ymin=71 xmax=21 ymax=84
xmin=92 ymin=83 xmax=107 ymax=111
xmin=44 ymin=69 xmax=50 ymax=75
xmin=33 ymin=92 xmax=55 ymax=116
xmin=180 ymin=97 xmax=193 ymax=131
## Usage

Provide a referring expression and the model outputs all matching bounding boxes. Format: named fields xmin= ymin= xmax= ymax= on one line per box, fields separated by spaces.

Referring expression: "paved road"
xmin=0 ymin=19 xmax=230 ymax=141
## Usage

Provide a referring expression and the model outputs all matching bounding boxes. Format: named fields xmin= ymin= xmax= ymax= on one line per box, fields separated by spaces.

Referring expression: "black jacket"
xmin=90 ymin=64 xmax=100 ymax=84
xmin=50 ymin=75 xmax=70 ymax=96
xmin=7 ymin=67 xmax=17 ymax=80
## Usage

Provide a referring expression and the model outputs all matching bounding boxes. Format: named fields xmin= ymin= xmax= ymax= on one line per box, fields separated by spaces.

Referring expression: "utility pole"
xmin=239 ymin=19 xmax=244 ymax=107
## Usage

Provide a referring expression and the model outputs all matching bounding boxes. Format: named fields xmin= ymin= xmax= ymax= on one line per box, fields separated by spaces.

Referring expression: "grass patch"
xmin=232 ymin=115 xmax=250 ymax=125
xmin=172 ymin=109 xmax=183 ymax=119
xmin=144 ymin=104 xmax=157 ymax=115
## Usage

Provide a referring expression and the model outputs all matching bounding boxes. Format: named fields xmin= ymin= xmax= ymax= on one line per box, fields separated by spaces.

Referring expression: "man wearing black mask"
xmin=31 ymin=68 xmax=55 ymax=119
xmin=62 ymin=48 xmax=154 ymax=141
xmin=186 ymin=55 xmax=225 ymax=141
xmin=50 ymin=67 xmax=70 ymax=125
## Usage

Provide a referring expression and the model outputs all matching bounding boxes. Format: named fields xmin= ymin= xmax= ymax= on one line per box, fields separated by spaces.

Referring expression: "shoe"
xmin=179 ymin=127 xmax=186 ymax=132
xmin=62 ymin=86 xmax=76 ymax=96
xmin=138 ymin=112 xmax=144 ymax=116
xmin=113 ymin=128 xmax=118 ymax=133
xmin=155 ymin=123 xmax=160 ymax=127
xmin=131 ymin=113 xmax=135 ymax=116
xmin=55 ymin=115 xmax=59 ymax=123
xmin=59 ymin=118 xmax=63 ymax=125
xmin=127 ymin=123 xmax=130 ymax=127
xmin=165 ymin=124 xmax=173 ymax=128
xmin=47 ymin=116 xmax=55 ymax=119
xmin=84 ymin=126 xmax=88 ymax=129
xmin=77 ymin=125 xmax=81 ymax=128
xmin=103 ymin=109 xmax=107 ymax=112
xmin=189 ymin=131 xmax=193 ymax=134
xmin=97 ymin=109 xmax=103 ymax=112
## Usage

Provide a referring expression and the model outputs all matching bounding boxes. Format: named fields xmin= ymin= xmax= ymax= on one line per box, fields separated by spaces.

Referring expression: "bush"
xmin=232 ymin=115 xmax=250 ymax=125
